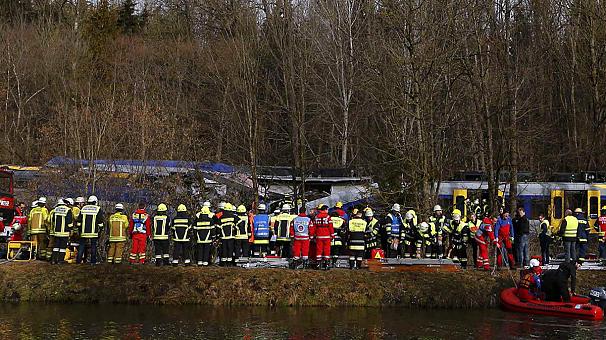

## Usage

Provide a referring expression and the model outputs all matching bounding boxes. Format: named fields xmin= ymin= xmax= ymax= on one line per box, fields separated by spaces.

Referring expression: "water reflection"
xmin=0 ymin=304 xmax=604 ymax=339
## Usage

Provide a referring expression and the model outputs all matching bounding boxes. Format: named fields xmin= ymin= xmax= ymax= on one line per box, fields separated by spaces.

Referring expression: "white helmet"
xmin=115 ymin=203 xmax=124 ymax=210
xmin=87 ymin=195 xmax=98 ymax=203
xmin=392 ymin=203 xmax=401 ymax=212
xmin=405 ymin=211 xmax=413 ymax=220
xmin=203 ymin=201 xmax=211 ymax=208
xmin=530 ymin=258 xmax=540 ymax=268
xmin=258 ymin=203 xmax=266 ymax=211
xmin=474 ymin=199 xmax=480 ymax=205
xmin=38 ymin=197 xmax=47 ymax=204
xmin=56 ymin=198 xmax=65 ymax=206
xmin=12 ymin=222 xmax=22 ymax=231
xmin=433 ymin=205 xmax=442 ymax=212
xmin=419 ymin=222 xmax=429 ymax=232
xmin=65 ymin=198 xmax=74 ymax=206
xmin=75 ymin=197 xmax=85 ymax=204
xmin=32 ymin=201 xmax=38 ymax=208
xmin=282 ymin=203 xmax=291 ymax=211
xmin=365 ymin=209 xmax=374 ymax=217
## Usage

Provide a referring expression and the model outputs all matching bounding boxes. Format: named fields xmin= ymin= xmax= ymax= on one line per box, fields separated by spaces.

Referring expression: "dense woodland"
xmin=2 ymin=0 xmax=606 ymax=210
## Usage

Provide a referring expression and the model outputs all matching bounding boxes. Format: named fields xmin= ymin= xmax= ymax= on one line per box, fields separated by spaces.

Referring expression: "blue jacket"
xmin=494 ymin=216 xmax=514 ymax=239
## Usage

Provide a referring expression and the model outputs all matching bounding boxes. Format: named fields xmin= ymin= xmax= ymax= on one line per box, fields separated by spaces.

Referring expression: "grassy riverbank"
xmin=1 ymin=263 xmax=605 ymax=308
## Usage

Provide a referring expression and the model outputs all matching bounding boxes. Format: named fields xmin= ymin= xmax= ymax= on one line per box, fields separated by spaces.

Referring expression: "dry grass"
xmin=0 ymin=263 xmax=604 ymax=308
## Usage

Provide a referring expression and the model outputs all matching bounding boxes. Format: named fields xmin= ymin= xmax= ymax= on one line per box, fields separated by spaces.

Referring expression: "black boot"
xmin=163 ymin=258 xmax=170 ymax=266
xmin=349 ymin=260 xmax=355 ymax=269
xmin=302 ymin=259 xmax=308 ymax=269
xmin=155 ymin=259 xmax=162 ymax=267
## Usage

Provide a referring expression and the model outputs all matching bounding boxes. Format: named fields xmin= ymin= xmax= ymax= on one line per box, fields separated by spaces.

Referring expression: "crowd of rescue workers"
xmin=6 ymin=195 xmax=606 ymax=280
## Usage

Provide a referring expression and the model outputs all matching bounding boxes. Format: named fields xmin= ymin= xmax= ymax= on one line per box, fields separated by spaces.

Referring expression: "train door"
xmin=453 ymin=189 xmax=467 ymax=220
xmin=587 ymin=190 xmax=600 ymax=230
xmin=550 ymin=190 xmax=564 ymax=233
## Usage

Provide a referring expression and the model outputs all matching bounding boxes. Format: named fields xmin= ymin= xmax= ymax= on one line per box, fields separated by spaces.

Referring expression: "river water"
xmin=1 ymin=304 xmax=605 ymax=339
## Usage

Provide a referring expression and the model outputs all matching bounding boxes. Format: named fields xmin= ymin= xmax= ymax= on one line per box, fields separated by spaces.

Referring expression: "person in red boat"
xmin=517 ymin=258 xmax=543 ymax=301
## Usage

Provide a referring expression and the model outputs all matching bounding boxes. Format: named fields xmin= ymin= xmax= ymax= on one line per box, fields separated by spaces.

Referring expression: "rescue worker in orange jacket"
xmin=475 ymin=216 xmax=495 ymax=270
xmin=517 ymin=258 xmax=543 ymax=301
xmin=313 ymin=205 xmax=334 ymax=270
xmin=597 ymin=206 xmax=606 ymax=260
xmin=291 ymin=207 xmax=315 ymax=268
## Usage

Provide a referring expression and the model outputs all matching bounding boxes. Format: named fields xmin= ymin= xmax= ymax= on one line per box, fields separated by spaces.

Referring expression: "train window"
xmin=530 ymin=199 xmax=550 ymax=220
xmin=455 ymin=196 xmax=465 ymax=213
xmin=590 ymin=197 xmax=599 ymax=218
xmin=554 ymin=197 xmax=563 ymax=219
xmin=0 ymin=175 xmax=11 ymax=194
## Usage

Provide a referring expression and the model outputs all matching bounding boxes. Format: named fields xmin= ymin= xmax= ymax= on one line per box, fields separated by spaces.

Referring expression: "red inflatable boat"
xmin=500 ymin=287 xmax=604 ymax=320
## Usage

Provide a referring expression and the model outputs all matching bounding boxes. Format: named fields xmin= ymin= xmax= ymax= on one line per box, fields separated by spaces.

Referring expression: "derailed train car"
xmin=437 ymin=179 xmax=605 ymax=230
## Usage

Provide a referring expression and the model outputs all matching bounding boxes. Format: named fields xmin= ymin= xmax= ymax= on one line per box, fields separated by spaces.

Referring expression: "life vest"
xmin=194 ymin=213 xmax=214 ymax=244
xmin=430 ymin=215 xmax=447 ymax=235
xmin=539 ymin=220 xmax=550 ymax=237
xmin=52 ymin=205 xmax=72 ymax=237
xmin=563 ymin=216 xmax=578 ymax=238
xmin=253 ymin=214 xmax=271 ymax=244
xmin=366 ymin=218 xmax=379 ymax=248
xmin=388 ymin=213 xmax=402 ymax=237
xmin=274 ymin=213 xmax=295 ymax=241
xmin=153 ymin=215 xmax=170 ymax=240
xmin=131 ymin=212 xmax=148 ymax=234
xmin=468 ymin=220 xmax=479 ymax=234
xmin=172 ymin=214 xmax=191 ymax=242
xmin=292 ymin=216 xmax=311 ymax=241
xmin=28 ymin=207 xmax=48 ymax=235
xmin=348 ymin=218 xmax=367 ymax=251
xmin=519 ymin=272 xmax=541 ymax=291
xmin=331 ymin=216 xmax=344 ymax=246
xmin=235 ymin=214 xmax=250 ymax=240
xmin=80 ymin=205 xmax=102 ymax=238
xmin=108 ymin=212 xmax=129 ymax=242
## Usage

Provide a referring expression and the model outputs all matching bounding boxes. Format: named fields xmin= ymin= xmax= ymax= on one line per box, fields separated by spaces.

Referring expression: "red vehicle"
xmin=0 ymin=169 xmax=15 ymax=233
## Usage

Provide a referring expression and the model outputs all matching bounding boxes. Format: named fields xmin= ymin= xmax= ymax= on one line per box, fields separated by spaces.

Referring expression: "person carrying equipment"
xmin=494 ymin=211 xmax=515 ymax=269
xmin=107 ymin=203 xmax=129 ymax=264
xmin=558 ymin=209 xmax=578 ymax=263
xmin=194 ymin=205 xmax=215 ymax=266
xmin=234 ymin=205 xmax=251 ymax=260
xmin=415 ymin=221 xmax=436 ymax=258
xmin=252 ymin=204 xmax=271 ymax=257
xmin=401 ymin=210 xmax=417 ymax=258
xmin=518 ymin=259 xmax=543 ymax=301
xmin=128 ymin=202 xmax=150 ymax=264
xmin=28 ymin=199 xmax=49 ymax=260
xmin=77 ymin=195 xmax=104 ymax=264
xmin=172 ymin=204 xmax=192 ymax=266
xmin=475 ymin=217 xmax=495 ymax=270
xmin=291 ymin=207 xmax=314 ymax=268
xmin=50 ymin=199 xmax=73 ymax=264
xmin=383 ymin=204 xmax=403 ymax=258
xmin=542 ymin=261 xmax=580 ymax=302
xmin=345 ymin=210 xmax=367 ymax=269
xmin=152 ymin=203 xmax=171 ymax=266
xmin=313 ymin=205 xmax=334 ymax=270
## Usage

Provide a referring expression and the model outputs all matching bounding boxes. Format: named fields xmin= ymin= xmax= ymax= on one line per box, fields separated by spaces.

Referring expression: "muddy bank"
xmin=1 ymin=263 xmax=605 ymax=308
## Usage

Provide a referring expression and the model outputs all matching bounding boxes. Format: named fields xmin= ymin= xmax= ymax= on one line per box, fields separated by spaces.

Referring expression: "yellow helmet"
xmin=157 ymin=203 xmax=168 ymax=212
xmin=452 ymin=209 xmax=462 ymax=221
xmin=352 ymin=208 xmax=359 ymax=215
xmin=224 ymin=203 xmax=233 ymax=211
xmin=335 ymin=201 xmax=343 ymax=208
xmin=237 ymin=205 xmax=247 ymax=213
xmin=177 ymin=204 xmax=187 ymax=212
xmin=201 ymin=206 xmax=211 ymax=214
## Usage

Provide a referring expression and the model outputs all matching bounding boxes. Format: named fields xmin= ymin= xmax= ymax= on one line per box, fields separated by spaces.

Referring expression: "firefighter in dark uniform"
xmin=364 ymin=208 xmax=380 ymax=258
xmin=77 ymin=195 xmax=104 ymax=264
xmin=153 ymin=203 xmax=171 ymax=266
xmin=217 ymin=203 xmax=237 ymax=266
xmin=50 ymin=199 xmax=73 ymax=264
xmin=171 ymin=204 xmax=192 ymax=266
xmin=194 ymin=205 xmax=215 ymax=266
xmin=234 ymin=205 xmax=251 ymax=260
xmin=401 ymin=210 xmax=417 ymax=258
xmin=575 ymin=208 xmax=591 ymax=262
xmin=345 ymin=211 xmax=367 ymax=269
xmin=330 ymin=211 xmax=345 ymax=266
xmin=451 ymin=210 xmax=471 ymax=268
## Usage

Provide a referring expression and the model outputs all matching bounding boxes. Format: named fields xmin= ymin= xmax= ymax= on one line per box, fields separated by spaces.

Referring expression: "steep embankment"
xmin=0 ymin=263 xmax=604 ymax=307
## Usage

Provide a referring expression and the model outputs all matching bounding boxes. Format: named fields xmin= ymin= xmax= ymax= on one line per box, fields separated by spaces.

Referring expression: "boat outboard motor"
xmin=589 ymin=287 xmax=606 ymax=310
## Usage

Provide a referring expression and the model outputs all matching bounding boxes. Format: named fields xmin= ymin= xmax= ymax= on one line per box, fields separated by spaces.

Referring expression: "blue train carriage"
xmin=437 ymin=181 xmax=605 ymax=233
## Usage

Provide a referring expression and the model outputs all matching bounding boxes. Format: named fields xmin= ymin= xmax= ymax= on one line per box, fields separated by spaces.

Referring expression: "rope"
xmin=498 ymin=244 xmax=518 ymax=288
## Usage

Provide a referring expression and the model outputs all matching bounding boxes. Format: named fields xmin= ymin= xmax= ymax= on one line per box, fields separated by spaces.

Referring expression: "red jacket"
xmin=313 ymin=211 xmax=334 ymax=240
xmin=129 ymin=209 xmax=150 ymax=237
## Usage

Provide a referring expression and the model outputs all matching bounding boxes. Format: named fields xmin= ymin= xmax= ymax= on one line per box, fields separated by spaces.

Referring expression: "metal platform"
xmin=368 ymin=258 xmax=460 ymax=272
